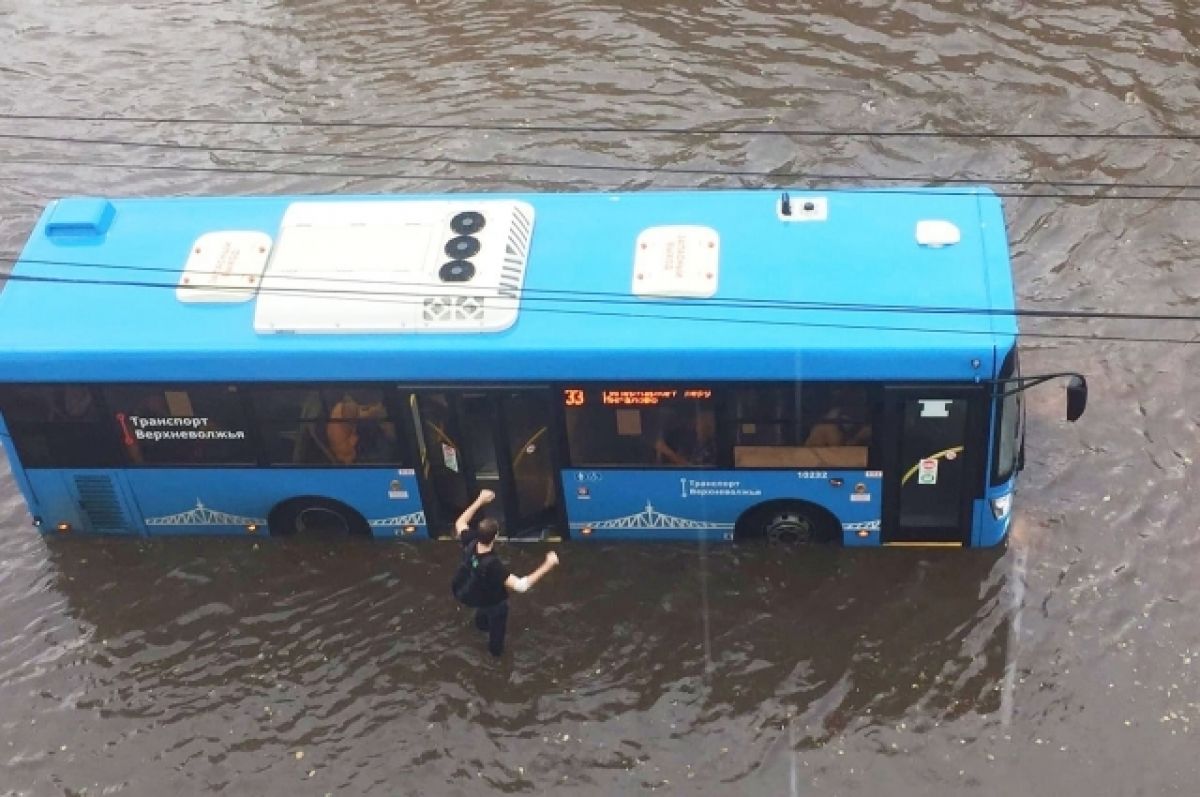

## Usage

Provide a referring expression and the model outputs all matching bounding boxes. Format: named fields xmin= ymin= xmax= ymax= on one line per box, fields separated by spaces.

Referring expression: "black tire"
xmin=735 ymin=501 xmax=840 ymax=545
xmin=267 ymin=497 xmax=371 ymax=538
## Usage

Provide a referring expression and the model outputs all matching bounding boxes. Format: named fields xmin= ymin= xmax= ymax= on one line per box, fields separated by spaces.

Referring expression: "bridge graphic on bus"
xmin=570 ymin=502 xmax=881 ymax=534
xmin=145 ymin=502 xmax=426 ymax=531
xmin=569 ymin=501 xmax=735 ymax=532
xmin=145 ymin=500 xmax=266 ymax=527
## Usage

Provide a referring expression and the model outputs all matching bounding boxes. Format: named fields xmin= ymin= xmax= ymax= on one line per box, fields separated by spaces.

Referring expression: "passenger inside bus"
xmin=325 ymin=409 xmax=359 ymax=464
xmin=654 ymin=407 xmax=717 ymax=467
xmin=804 ymin=388 xmax=872 ymax=447
xmin=325 ymin=392 xmax=391 ymax=464
xmin=290 ymin=392 xmax=332 ymax=463
xmin=53 ymin=386 xmax=96 ymax=420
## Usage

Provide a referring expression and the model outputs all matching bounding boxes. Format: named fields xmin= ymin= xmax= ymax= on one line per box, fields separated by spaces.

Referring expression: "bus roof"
xmin=0 ymin=188 xmax=1017 ymax=383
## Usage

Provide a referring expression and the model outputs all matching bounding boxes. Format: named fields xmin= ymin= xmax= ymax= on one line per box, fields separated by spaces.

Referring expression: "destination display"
xmin=562 ymin=388 xmax=713 ymax=407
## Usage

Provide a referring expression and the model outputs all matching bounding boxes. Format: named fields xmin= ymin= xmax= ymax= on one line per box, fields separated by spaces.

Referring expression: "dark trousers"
xmin=473 ymin=600 xmax=509 ymax=657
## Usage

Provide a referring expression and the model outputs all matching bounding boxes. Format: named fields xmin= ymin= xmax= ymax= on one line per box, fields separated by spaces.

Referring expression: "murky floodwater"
xmin=2 ymin=1 xmax=1199 ymax=793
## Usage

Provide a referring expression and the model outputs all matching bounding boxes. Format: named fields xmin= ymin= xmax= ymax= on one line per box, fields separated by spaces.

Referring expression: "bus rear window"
xmin=104 ymin=385 xmax=254 ymax=466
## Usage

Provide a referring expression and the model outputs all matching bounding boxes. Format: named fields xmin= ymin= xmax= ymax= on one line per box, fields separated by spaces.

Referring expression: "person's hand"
xmin=654 ymin=439 xmax=687 ymax=466
xmin=479 ymin=489 xmax=496 ymax=504
xmin=545 ymin=551 xmax=560 ymax=567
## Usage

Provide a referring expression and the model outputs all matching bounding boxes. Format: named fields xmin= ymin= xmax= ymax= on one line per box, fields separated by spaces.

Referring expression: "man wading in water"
xmin=451 ymin=489 xmax=560 ymax=657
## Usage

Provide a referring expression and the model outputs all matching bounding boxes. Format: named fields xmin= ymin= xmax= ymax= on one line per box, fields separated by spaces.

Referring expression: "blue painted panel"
xmin=0 ymin=188 xmax=1013 ymax=383
xmin=562 ymin=468 xmax=883 ymax=544
xmin=23 ymin=471 xmax=129 ymax=534
xmin=23 ymin=468 xmax=428 ymax=539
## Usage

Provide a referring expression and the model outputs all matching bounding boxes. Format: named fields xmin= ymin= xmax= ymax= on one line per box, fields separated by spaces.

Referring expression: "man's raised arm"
xmin=454 ymin=489 xmax=495 ymax=538
xmin=505 ymin=551 xmax=560 ymax=593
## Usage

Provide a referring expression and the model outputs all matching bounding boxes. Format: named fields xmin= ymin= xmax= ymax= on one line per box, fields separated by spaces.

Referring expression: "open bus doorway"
xmin=409 ymin=389 xmax=563 ymax=540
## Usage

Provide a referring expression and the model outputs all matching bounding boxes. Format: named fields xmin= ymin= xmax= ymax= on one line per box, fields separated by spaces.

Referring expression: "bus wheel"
xmin=268 ymin=497 xmax=371 ymax=538
xmin=736 ymin=502 xmax=839 ymax=545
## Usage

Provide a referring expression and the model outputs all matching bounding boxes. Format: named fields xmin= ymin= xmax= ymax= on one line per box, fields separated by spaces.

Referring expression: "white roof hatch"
xmin=632 ymin=225 xmax=719 ymax=299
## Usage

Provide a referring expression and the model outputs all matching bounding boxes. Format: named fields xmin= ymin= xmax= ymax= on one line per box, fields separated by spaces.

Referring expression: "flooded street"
xmin=2 ymin=1 xmax=1199 ymax=793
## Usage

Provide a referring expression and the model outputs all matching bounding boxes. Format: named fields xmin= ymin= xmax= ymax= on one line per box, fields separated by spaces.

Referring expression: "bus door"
xmin=409 ymin=389 xmax=562 ymax=539
xmin=881 ymin=388 xmax=984 ymax=545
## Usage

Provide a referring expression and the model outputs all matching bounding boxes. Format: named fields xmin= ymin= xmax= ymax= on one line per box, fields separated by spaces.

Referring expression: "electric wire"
xmin=6 ymin=253 xmax=1200 ymax=325
xmin=0 ymin=131 xmax=1197 ymax=194
xmin=1 ymin=120 xmax=1195 ymax=340
xmin=1 ymin=269 xmax=1196 ymax=346
xmin=5 ymin=156 xmax=1198 ymax=202
xmin=1 ymin=112 xmax=1198 ymax=140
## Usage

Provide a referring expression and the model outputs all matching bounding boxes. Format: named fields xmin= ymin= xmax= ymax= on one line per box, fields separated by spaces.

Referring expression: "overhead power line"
xmin=6 ymin=254 xmax=1200 ymax=325
xmin=0 ymin=112 xmax=1197 ymax=141
xmin=0 ymin=269 xmax=1196 ymax=346
xmin=0 ymin=132 xmax=1196 ymax=194
xmin=3 ymin=157 xmax=1197 ymax=202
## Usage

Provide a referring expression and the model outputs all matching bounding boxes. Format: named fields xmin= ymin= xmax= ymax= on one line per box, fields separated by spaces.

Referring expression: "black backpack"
xmin=451 ymin=542 xmax=488 ymax=608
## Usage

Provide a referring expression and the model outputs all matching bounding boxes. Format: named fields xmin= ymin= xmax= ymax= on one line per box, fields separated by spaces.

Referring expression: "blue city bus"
xmin=0 ymin=188 xmax=1085 ymax=547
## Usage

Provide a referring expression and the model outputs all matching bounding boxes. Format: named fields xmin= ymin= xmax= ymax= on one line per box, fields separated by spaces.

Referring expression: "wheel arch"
xmin=733 ymin=498 xmax=843 ymax=543
xmin=266 ymin=495 xmax=372 ymax=537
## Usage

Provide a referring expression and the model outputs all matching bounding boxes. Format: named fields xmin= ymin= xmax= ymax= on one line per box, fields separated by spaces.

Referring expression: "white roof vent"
xmin=253 ymin=200 xmax=534 ymax=333
xmin=177 ymin=231 xmax=272 ymax=303
xmin=632 ymin=225 xmax=719 ymax=298
xmin=916 ymin=219 xmax=961 ymax=248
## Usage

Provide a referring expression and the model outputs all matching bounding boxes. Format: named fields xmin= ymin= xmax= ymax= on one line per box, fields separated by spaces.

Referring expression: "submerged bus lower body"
xmin=7 ymin=464 xmax=1014 ymax=548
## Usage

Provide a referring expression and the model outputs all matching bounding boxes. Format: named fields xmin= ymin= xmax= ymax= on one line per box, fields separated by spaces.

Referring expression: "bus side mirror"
xmin=1066 ymin=376 xmax=1087 ymax=422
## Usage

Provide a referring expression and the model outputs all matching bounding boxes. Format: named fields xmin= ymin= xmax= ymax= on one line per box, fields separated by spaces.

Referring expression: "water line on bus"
xmin=1000 ymin=519 xmax=1028 ymax=727
xmin=788 ymin=712 xmax=800 ymax=797
xmin=699 ymin=526 xmax=714 ymax=677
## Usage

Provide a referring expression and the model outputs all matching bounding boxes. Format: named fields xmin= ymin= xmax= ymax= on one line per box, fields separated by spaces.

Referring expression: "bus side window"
xmin=802 ymin=386 xmax=872 ymax=448
xmin=564 ymin=398 xmax=624 ymax=465
xmin=732 ymin=384 xmax=871 ymax=469
xmin=251 ymin=386 xmax=399 ymax=467
xmin=653 ymin=405 xmax=716 ymax=467
xmin=326 ymin=394 xmax=361 ymax=464
xmin=564 ymin=388 xmax=716 ymax=468
xmin=105 ymin=385 xmax=254 ymax=466
xmin=0 ymin=385 xmax=120 ymax=468
xmin=732 ymin=387 xmax=792 ymax=445
xmin=322 ymin=388 xmax=395 ymax=465
xmin=251 ymin=388 xmax=319 ymax=464
xmin=298 ymin=392 xmax=333 ymax=464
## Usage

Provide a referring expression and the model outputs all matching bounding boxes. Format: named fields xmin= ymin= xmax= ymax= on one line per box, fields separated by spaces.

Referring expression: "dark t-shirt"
xmin=459 ymin=529 xmax=511 ymax=607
